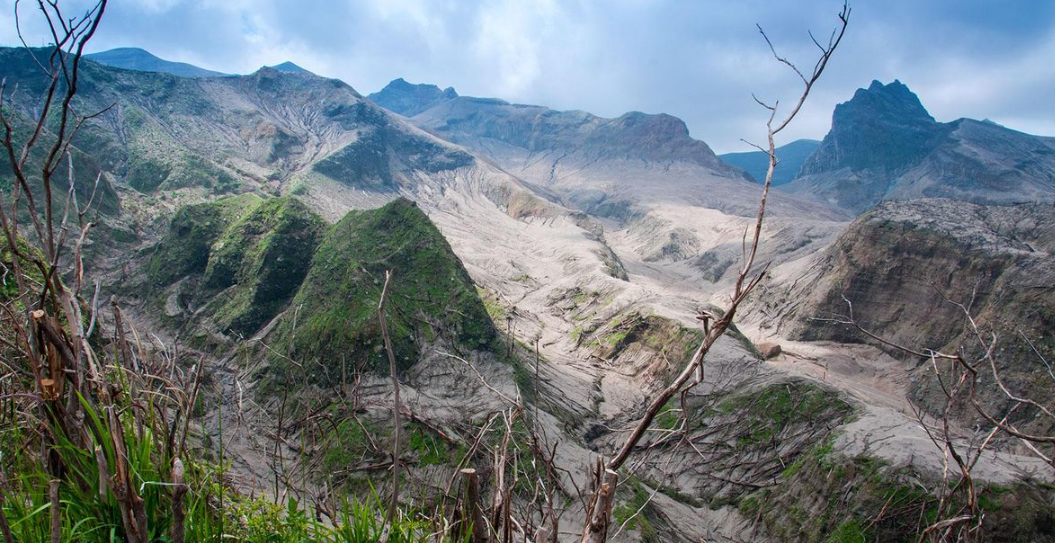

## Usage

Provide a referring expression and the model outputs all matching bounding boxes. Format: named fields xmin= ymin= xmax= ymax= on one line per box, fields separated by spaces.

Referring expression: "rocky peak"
xmin=799 ymin=79 xmax=946 ymax=175
xmin=368 ymin=78 xmax=459 ymax=116
xmin=268 ymin=61 xmax=312 ymax=74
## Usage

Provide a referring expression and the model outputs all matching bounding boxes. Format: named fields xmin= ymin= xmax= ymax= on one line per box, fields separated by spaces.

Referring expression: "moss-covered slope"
xmin=200 ymin=197 xmax=326 ymax=336
xmin=742 ymin=438 xmax=1055 ymax=542
xmin=146 ymin=194 xmax=325 ymax=337
xmin=267 ymin=197 xmax=495 ymax=382
xmin=147 ymin=194 xmax=262 ymax=287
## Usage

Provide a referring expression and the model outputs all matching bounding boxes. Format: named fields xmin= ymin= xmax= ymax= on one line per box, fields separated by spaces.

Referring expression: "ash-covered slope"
xmin=369 ymin=78 xmax=848 ymax=305
xmin=783 ymin=80 xmax=1055 ymax=213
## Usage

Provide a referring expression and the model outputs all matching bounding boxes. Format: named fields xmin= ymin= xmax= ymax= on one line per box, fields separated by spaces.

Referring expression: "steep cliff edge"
xmin=750 ymin=198 xmax=1055 ymax=434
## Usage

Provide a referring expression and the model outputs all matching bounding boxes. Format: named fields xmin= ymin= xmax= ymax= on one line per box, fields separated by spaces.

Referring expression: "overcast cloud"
xmin=3 ymin=0 xmax=1053 ymax=152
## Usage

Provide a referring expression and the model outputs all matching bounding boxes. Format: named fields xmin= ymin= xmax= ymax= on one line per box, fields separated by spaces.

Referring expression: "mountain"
xmin=86 ymin=47 xmax=229 ymax=77
xmin=782 ymin=80 xmax=1055 ymax=213
xmin=719 ymin=139 xmax=821 ymax=185
xmin=147 ymin=195 xmax=327 ymax=338
xmin=147 ymin=195 xmax=494 ymax=382
xmin=367 ymin=77 xmax=848 ymax=308
xmin=8 ymin=45 xmax=1053 ymax=542
xmin=265 ymin=198 xmax=495 ymax=382
xmin=268 ymin=61 xmax=311 ymax=74
xmin=1 ymin=47 xmax=493 ymax=200
xmin=368 ymin=78 xmax=458 ymax=117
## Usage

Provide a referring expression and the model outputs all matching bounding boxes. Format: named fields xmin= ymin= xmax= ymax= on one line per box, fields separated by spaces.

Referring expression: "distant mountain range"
xmin=370 ymin=79 xmax=733 ymax=173
xmin=82 ymin=50 xmax=1055 ymax=218
xmin=718 ymin=139 xmax=821 ymax=186
xmin=367 ymin=77 xmax=827 ymax=224
xmin=86 ymin=47 xmax=315 ymax=78
xmin=86 ymin=47 xmax=230 ymax=77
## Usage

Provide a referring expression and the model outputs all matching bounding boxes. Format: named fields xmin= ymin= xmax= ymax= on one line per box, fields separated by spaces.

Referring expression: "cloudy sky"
xmin=3 ymin=0 xmax=1053 ymax=153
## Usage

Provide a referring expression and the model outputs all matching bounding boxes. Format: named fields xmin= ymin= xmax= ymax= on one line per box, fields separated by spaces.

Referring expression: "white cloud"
xmin=471 ymin=0 xmax=561 ymax=98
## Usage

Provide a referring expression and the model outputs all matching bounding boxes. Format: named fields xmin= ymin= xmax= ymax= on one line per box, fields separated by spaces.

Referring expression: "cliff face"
xmin=783 ymin=80 xmax=1055 ymax=213
xmin=752 ymin=198 xmax=1055 ymax=432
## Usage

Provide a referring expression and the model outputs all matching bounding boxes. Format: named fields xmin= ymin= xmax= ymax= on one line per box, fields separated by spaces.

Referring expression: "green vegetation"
xmin=613 ymin=478 xmax=658 ymax=542
xmin=201 ymin=197 xmax=326 ymax=335
xmin=147 ymin=195 xmax=326 ymax=337
xmin=738 ymin=432 xmax=1055 ymax=542
xmin=655 ymin=400 xmax=681 ymax=431
xmin=148 ymin=196 xmax=497 ymax=385
xmin=269 ymin=198 xmax=495 ymax=383
xmin=0 ymin=233 xmax=46 ymax=305
xmin=147 ymin=193 xmax=262 ymax=287
xmin=477 ymin=286 xmax=508 ymax=322
xmin=120 ymin=104 xmax=239 ymax=194
xmin=0 ymin=407 xmax=466 ymax=543
xmin=0 ymin=105 xmax=120 ymax=215
xmin=408 ymin=424 xmax=467 ymax=468
xmin=717 ymin=383 xmax=853 ymax=446
xmin=586 ymin=312 xmax=704 ymax=369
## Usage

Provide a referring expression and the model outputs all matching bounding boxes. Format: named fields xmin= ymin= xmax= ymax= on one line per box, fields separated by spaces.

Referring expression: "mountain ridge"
xmin=86 ymin=47 xmax=229 ymax=77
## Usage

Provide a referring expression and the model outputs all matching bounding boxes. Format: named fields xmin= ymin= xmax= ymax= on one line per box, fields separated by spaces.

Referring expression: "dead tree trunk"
xmin=577 ymin=3 xmax=850 ymax=539
xmin=171 ymin=458 xmax=187 ymax=543
xmin=379 ymin=270 xmax=403 ymax=531
xmin=461 ymin=468 xmax=489 ymax=543
xmin=580 ymin=459 xmax=619 ymax=543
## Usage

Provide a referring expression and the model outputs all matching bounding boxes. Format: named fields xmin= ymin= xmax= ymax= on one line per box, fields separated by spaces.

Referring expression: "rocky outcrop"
xmin=799 ymin=80 xmax=947 ymax=176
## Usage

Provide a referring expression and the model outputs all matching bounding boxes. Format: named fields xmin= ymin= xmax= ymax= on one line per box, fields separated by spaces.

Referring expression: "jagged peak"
xmin=798 ymin=78 xmax=944 ymax=177
xmin=847 ymin=79 xmax=933 ymax=122
xmin=368 ymin=78 xmax=459 ymax=116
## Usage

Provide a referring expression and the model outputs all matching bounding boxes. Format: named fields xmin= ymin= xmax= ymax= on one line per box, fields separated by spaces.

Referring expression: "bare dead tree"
xmin=577 ymin=4 xmax=851 ymax=540
xmin=379 ymin=269 xmax=404 ymax=535
xmin=0 ymin=2 xmax=226 ymax=542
